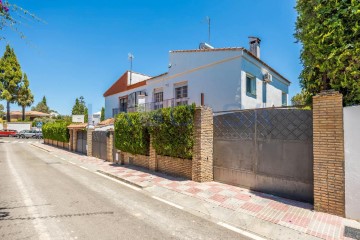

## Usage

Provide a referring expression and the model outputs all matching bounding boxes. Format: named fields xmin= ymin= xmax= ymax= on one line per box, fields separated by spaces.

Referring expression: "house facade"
xmin=104 ymin=39 xmax=290 ymax=118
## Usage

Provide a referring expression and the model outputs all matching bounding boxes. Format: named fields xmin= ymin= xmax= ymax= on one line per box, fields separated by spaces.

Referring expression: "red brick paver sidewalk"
xmin=34 ymin=143 xmax=360 ymax=240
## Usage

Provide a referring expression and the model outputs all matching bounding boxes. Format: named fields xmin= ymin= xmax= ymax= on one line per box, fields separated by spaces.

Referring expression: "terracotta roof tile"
xmin=67 ymin=123 xmax=87 ymax=129
xmin=98 ymin=118 xmax=114 ymax=126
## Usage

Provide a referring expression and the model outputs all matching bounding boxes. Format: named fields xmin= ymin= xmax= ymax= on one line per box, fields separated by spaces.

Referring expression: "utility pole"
xmin=128 ymin=53 xmax=134 ymax=85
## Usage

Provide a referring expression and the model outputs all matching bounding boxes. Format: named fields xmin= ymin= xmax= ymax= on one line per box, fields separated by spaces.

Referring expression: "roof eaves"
xmin=242 ymin=49 xmax=291 ymax=84
xmin=170 ymin=47 xmax=245 ymax=53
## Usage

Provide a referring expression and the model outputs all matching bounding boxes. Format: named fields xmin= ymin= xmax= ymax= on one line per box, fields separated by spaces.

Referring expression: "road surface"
xmin=0 ymin=137 xmax=249 ymax=240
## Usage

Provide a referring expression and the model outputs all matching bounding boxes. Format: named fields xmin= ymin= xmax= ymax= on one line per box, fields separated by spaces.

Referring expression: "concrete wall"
xmin=6 ymin=122 xmax=31 ymax=132
xmin=344 ymin=105 xmax=360 ymax=220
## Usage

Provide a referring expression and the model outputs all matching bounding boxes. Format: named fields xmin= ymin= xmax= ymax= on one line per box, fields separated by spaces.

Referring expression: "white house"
xmin=104 ymin=38 xmax=290 ymax=118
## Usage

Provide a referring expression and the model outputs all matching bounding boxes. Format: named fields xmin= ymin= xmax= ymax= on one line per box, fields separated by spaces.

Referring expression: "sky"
xmin=0 ymin=0 xmax=302 ymax=115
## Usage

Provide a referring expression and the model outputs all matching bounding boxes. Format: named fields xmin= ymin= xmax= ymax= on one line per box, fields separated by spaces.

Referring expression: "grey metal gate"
xmin=213 ymin=108 xmax=314 ymax=202
xmin=76 ymin=130 xmax=87 ymax=154
xmin=92 ymin=131 xmax=107 ymax=160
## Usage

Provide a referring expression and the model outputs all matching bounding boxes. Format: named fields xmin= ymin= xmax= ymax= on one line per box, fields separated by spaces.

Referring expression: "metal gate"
xmin=76 ymin=130 xmax=87 ymax=154
xmin=92 ymin=131 xmax=107 ymax=160
xmin=213 ymin=108 xmax=314 ymax=202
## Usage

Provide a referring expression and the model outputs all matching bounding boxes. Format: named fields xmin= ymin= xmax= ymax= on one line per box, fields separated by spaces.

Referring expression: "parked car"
xmin=34 ymin=131 xmax=43 ymax=139
xmin=0 ymin=129 xmax=18 ymax=137
xmin=17 ymin=130 xmax=37 ymax=139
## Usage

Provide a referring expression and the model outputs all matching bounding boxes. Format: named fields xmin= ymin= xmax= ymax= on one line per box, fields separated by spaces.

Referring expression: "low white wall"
xmin=0 ymin=123 xmax=3 ymax=130
xmin=344 ymin=105 xmax=360 ymax=220
xmin=6 ymin=122 xmax=31 ymax=132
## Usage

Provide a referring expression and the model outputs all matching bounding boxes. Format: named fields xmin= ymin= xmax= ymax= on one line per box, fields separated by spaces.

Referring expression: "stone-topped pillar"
xmin=149 ymin=136 xmax=157 ymax=171
xmin=106 ymin=130 xmax=114 ymax=162
xmin=192 ymin=106 xmax=214 ymax=182
xmin=313 ymin=90 xmax=345 ymax=217
xmin=87 ymin=128 xmax=94 ymax=156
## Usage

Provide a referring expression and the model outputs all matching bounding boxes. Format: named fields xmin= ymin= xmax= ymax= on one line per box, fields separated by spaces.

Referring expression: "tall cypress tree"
xmin=0 ymin=45 xmax=22 ymax=122
xmin=295 ymin=0 xmax=360 ymax=106
xmin=17 ymin=73 xmax=34 ymax=121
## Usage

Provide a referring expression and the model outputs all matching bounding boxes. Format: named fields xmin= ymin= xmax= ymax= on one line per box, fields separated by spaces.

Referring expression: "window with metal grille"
xmin=175 ymin=85 xmax=188 ymax=106
xmin=119 ymin=97 xmax=127 ymax=112
xmin=154 ymin=92 xmax=163 ymax=110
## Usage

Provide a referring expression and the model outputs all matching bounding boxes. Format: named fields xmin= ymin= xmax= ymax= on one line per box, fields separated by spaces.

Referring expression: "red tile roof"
xmin=103 ymin=72 xmax=128 ymax=97
xmin=103 ymin=71 xmax=150 ymax=97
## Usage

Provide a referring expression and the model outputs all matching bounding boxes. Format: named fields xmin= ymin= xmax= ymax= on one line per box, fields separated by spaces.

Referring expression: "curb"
xmin=30 ymin=143 xmax=51 ymax=152
xmin=96 ymin=170 xmax=145 ymax=189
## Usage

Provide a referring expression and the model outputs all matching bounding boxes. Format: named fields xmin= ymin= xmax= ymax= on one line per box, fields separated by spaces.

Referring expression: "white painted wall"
xmin=344 ymin=105 xmax=360 ymax=220
xmin=6 ymin=122 xmax=31 ymax=132
xmin=127 ymin=72 xmax=150 ymax=85
xmin=104 ymin=49 xmax=290 ymax=116
xmin=0 ymin=123 xmax=3 ymax=130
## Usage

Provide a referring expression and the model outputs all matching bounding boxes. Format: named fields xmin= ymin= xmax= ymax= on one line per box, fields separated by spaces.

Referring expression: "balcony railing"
xmin=128 ymin=98 xmax=189 ymax=113
xmin=112 ymin=108 xmax=126 ymax=117
xmin=113 ymin=98 xmax=189 ymax=116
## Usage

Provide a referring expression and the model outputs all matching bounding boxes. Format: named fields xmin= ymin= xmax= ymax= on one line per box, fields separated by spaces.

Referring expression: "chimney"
xmin=249 ymin=37 xmax=261 ymax=58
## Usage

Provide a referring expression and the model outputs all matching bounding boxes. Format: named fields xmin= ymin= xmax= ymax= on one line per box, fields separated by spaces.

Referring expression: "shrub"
xmin=42 ymin=121 xmax=70 ymax=143
xmin=148 ymin=104 xmax=195 ymax=159
xmin=114 ymin=112 xmax=150 ymax=156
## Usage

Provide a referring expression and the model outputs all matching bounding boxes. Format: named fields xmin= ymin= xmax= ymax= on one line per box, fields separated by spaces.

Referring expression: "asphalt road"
xmin=0 ymin=137 xmax=248 ymax=240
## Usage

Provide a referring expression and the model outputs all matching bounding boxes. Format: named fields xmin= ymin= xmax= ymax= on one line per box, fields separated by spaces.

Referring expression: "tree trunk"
xmin=6 ymin=101 xmax=10 ymax=122
xmin=22 ymin=105 xmax=25 ymax=121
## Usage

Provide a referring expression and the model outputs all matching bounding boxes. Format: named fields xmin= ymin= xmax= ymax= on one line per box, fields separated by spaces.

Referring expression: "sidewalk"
xmin=32 ymin=142 xmax=360 ymax=240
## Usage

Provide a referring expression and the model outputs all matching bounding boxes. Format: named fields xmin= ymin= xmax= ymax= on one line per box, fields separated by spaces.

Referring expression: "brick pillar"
xmin=192 ymin=106 xmax=214 ymax=182
xmin=69 ymin=129 xmax=73 ymax=151
xmin=149 ymin=136 xmax=157 ymax=171
xmin=73 ymin=129 xmax=78 ymax=152
xmin=106 ymin=130 xmax=114 ymax=162
xmin=313 ymin=90 xmax=345 ymax=217
xmin=87 ymin=128 xmax=94 ymax=156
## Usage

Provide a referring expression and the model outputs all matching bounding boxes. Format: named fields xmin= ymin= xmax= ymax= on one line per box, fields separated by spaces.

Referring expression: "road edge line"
xmin=95 ymin=171 xmax=141 ymax=191
xmin=217 ymin=222 xmax=266 ymax=240
xmin=151 ymin=196 xmax=184 ymax=210
xmin=96 ymin=170 xmax=144 ymax=189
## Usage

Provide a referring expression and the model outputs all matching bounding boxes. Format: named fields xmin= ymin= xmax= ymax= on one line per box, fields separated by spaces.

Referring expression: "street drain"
xmin=344 ymin=226 xmax=360 ymax=240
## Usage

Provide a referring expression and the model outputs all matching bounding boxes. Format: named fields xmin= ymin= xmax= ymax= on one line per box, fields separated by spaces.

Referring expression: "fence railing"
xmin=127 ymin=98 xmax=189 ymax=113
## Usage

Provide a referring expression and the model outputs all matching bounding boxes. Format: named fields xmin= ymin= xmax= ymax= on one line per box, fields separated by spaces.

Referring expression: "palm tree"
xmin=17 ymin=73 xmax=34 ymax=121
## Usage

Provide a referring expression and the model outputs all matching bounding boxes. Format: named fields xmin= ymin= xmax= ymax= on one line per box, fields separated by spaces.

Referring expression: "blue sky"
xmin=0 ymin=0 xmax=302 ymax=115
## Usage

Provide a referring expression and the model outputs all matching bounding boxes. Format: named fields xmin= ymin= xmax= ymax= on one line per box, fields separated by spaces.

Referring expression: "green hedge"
xmin=114 ymin=112 xmax=150 ymax=156
xmin=148 ymin=104 xmax=195 ymax=159
xmin=42 ymin=121 xmax=70 ymax=143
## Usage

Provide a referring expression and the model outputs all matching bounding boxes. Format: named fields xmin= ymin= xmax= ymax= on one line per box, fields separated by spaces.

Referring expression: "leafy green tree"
xmin=0 ymin=103 xmax=4 ymax=119
xmin=0 ymin=45 xmax=22 ymax=122
xmin=291 ymin=91 xmax=310 ymax=106
xmin=31 ymin=96 xmax=50 ymax=113
xmin=100 ymin=107 xmax=105 ymax=121
xmin=71 ymin=96 xmax=88 ymax=122
xmin=295 ymin=0 xmax=360 ymax=106
xmin=17 ymin=73 xmax=34 ymax=121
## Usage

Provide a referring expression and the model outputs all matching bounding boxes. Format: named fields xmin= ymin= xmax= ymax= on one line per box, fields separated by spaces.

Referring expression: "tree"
xmin=31 ymin=96 xmax=50 ymax=113
xmin=0 ymin=103 xmax=4 ymax=119
xmin=0 ymin=1 xmax=41 ymax=40
xmin=291 ymin=91 xmax=310 ymax=106
xmin=100 ymin=107 xmax=105 ymax=121
xmin=0 ymin=45 xmax=22 ymax=122
xmin=17 ymin=73 xmax=34 ymax=120
xmin=295 ymin=0 xmax=360 ymax=106
xmin=71 ymin=96 xmax=88 ymax=122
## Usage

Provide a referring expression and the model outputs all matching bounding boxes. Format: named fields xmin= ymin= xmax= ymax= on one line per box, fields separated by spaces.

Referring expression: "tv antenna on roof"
xmin=204 ymin=16 xmax=211 ymax=44
xmin=128 ymin=53 xmax=134 ymax=85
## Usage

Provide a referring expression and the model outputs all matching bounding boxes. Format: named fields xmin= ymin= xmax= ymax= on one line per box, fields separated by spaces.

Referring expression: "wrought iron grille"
xmin=214 ymin=108 xmax=313 ymax=141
